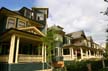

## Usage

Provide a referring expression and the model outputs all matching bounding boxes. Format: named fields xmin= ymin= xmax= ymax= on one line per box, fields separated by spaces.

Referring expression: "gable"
xmin=18 ymin=26 xmax=45 ymax=36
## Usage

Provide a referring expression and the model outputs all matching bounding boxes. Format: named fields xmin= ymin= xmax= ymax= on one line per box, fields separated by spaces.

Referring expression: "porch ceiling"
xmin=63 ymin=44 xmax=101 ymax=51
xmin=0 ymin=28 xmax=43 ymax=42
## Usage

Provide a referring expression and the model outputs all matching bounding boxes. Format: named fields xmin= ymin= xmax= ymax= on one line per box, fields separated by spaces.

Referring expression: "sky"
xmin=0 ymin=0 xmax=108 ymax=45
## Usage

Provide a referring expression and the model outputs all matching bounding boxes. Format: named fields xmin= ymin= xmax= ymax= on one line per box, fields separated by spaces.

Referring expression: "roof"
xmin=66 ymin=30 xmax=86 ymax=39
xmin=0 ymin=7 xmax=43 ymax=27
xmin=48 ymin=25 xmax=64 ymax=30
xmin=86 ymin=36 xmax=93 ymax=41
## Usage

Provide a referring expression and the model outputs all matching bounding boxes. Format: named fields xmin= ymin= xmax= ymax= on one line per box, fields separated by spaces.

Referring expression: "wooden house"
xmin=0 ymin=7 xmax=52 ymax=71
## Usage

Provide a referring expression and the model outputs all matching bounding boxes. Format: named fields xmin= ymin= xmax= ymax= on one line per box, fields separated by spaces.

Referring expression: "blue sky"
xmin=0 ymin=0 xmax=35 ymax=10
xmin=0 ymin=0 xmax=107 ymax=45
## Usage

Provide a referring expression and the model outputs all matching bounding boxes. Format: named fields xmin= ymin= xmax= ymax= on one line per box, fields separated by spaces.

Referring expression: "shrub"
xmin=65 ymin=60 xmax=107 ymax=71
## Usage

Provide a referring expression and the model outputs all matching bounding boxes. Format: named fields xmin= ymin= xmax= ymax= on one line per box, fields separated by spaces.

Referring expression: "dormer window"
xmin=36 ymin=13 xmax=44 ymax=21
xmin=6 ymin=17 xmax=16 ymax=29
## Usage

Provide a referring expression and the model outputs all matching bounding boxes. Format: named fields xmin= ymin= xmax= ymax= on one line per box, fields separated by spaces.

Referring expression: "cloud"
xmin=34 ymin=0 xmax=108 ymax=44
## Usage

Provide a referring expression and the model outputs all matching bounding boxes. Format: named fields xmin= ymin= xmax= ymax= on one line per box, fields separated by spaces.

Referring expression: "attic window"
xmin=36 ymin=13 xmax=44 ymax=21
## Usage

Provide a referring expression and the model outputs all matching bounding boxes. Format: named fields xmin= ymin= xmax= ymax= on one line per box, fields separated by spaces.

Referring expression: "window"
xmin=36 ymin=13 xmax=44 ymax=21
xmin=6 ymin=17 xmax=16 ymax=29
xmin=26 ymin=10 xmax=31 ymax=18
xmin=18 ymin=20 xmax=26 ymax=28
xmin=63 ymin=49 xmax=70 ymax=55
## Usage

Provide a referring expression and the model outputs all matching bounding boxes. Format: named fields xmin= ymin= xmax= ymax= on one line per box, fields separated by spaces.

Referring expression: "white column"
xmin=44 ymin=45 xmax=47 ymax=62
xmin=42 ymin=43 xmax=44 ymax=63
xmin=94 ymin=51 xmax=96 ymax=58
xmin=71 ymin=48 xmax=74 ymax=59
xmin=89 ymin=50 xmax=91 ymax=58
xmin=86 ymin=50 xmax=88 ymax=59
xmin=70 ymin=48 xmax=72 ymax=60
xmin=80 ymin=48 xmax=83 ymax=59
xmin=8 ymin=35 xmax=16 ymax=64
xmin=15 ymin=37 xmax=20 ymax=63
xmin=75 ymin=50 xmax=77 ymax=59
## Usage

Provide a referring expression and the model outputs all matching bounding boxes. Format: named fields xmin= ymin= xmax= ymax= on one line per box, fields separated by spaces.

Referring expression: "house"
xmin=0 ymin=7 xmax=52 ymax=71
xmin=62 ymin=30 xmax=103 ymax=61
xmin=48 ymin=25 xmax=64 ymax=68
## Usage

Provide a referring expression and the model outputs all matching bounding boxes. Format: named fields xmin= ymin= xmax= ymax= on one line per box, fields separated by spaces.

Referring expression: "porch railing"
xmin=18 ymin=54 xmax=43 ymax=63
xmin=0 ymin=55 xmax=8 ymax=62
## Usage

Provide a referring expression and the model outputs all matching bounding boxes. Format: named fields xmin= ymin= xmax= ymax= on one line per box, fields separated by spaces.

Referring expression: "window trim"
xmin=63 ymin=48 xmax=70 ymax=55
xmin=17 ymin=19 xmax=26 ymax=28
xmin=36 ymin=13 xmax=44 ymax=21
xmin=6 ymin=17 xmax=16 ymax=29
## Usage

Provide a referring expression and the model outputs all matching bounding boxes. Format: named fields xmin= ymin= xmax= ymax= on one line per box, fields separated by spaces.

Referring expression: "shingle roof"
xmin=66 ymin=30 xmax=86 ymax=39
xmin=86 ymin=36 xmax=93 ymax=41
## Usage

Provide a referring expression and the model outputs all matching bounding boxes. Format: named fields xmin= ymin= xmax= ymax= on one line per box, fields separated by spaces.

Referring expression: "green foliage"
xmin=41 ymin=29 xmax=57 ymax=62
xmin=99 ymin=68 xmax=108 ymax=71
xmin=103 ymin=52 xmax=108 ymax=58
xmin=65 ymin=60 xmax=108 ymax=71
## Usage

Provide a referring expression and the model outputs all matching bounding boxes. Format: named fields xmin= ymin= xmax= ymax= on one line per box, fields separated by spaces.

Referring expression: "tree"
xmin=42 ymin=29 xmax=56 ymax=62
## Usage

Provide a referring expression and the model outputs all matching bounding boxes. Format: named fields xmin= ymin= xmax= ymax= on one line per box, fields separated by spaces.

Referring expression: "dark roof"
xmin=0 ymin=7 xmax=42 ymax=27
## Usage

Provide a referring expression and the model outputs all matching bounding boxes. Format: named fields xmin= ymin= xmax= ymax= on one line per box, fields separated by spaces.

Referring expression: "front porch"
xmin=62 ymin=46 xmax=103 ymax=61
xmin=0 ymin=29 xmax=46 ymax=64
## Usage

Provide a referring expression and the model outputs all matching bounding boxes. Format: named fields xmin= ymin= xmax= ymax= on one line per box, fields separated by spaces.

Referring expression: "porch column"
xmin=70 ymin=48 xmax=72 ymax=60
xmin=15 ymin=37 xmax=20 ymax=63
xmin=71 ymin=48 xmax=74 ymax=59
xmin=80 ymin=48 xmax=83 ymax=59
xmin=89 ymin=50 xmax=91 ymax=58
xmin=8 ymin=35 xmax=16 ymax=63
xmin=42 ymin=43 xmax=44 ymax=62
xmin=44 ymin=45 xmax=47 ymax=62
xmin=86 ymin=50 xmax=88 ymax=59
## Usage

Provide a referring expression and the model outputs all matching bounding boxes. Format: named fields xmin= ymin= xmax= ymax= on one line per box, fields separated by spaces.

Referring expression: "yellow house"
xmin=62 ymin=31 xmax=103 ymax=61
xmin=0 ymin=7 xmax=52 ymax=71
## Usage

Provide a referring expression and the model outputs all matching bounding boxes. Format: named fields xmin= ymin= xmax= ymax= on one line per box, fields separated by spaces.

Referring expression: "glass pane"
xmin=36 ymin=13 xmax=44 ymax=21
xmin=7 ymin=18 xmax=15 ymax=29
xmin=18 ymin=21 xmax=25 ymax=28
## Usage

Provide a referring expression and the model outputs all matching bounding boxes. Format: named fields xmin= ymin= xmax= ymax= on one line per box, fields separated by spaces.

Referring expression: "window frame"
xmin=63 ymin=48 xmax=70 ymax=55
xmin=36 ymin=13 xmax=44 ymax=21
xmin=17 ymin=19 xmax=26 ymax=28
xmin=6 ymin=17 xmax=16 ymax=29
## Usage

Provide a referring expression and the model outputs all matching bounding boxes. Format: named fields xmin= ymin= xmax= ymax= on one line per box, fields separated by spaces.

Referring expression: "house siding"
xmin=0 ymin=62 xmax=51 ymax=71
xmin=0 ymin=15 xmax=7 ymax=34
